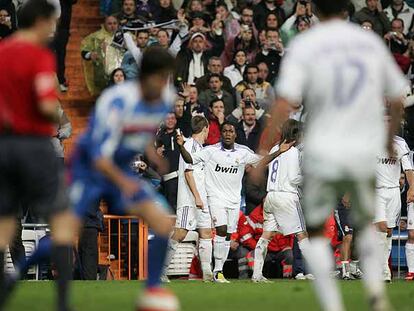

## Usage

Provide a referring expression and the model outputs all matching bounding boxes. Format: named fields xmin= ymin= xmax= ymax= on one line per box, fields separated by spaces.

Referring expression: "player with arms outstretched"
xmin=176 ymin=122 xmax=295 ymax=283
xmin=269 ymin=0 xmax=407 ymax=310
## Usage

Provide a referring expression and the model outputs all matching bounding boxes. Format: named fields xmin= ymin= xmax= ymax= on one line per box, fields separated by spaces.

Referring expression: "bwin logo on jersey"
xmin=215 ymin=164 xmax=238 ymax=174
xmin=377 ymin=157 xmax=397 ymax=165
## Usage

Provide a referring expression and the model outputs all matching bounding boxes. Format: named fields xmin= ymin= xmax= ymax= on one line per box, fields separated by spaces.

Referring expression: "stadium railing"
xmin=98 ymin=215 xmax=148 ymax=280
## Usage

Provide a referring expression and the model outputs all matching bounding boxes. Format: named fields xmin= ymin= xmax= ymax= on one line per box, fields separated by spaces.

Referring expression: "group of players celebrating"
xmin=1 ymin=0 xmax=414 ymax=311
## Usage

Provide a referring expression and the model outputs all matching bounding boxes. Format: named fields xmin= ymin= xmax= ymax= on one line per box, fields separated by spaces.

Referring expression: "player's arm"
xmin=176 ymin=132 xmax=194 ymax=164
xmin=35 ymin=73 xmax=60 ymax=123
xmin=405 ymin=171 xmax=414 ymax=203
xmin=387 ymin=100 xmax=404 ymax=156
xmin=255 ymin=140 xmax=296 ymax=169
xmin=184 ymin=169 xmax=203 ymax=209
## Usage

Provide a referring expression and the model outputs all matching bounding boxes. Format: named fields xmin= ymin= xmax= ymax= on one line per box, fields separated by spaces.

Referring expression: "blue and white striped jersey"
xmin=72 ymin=81 xmax=173 ymax=174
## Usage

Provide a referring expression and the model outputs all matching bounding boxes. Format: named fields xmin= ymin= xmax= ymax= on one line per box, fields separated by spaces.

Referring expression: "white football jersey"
xmin=191 ymin=143 xmax=262 ymax=208
xmin=267 ymin=145 xmax=302 ymax=194
xmin=276 ymin=20 xmax=407 ymax=179
xmin=376 ymin=136 xmax=413 ymax=188
xmin=176 ymin=138 xmax=207 ymax=208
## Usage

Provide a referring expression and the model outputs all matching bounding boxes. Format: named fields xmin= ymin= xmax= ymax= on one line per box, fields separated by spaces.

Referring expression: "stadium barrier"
xmin=98 ymin=215 xmax=148 ymax=280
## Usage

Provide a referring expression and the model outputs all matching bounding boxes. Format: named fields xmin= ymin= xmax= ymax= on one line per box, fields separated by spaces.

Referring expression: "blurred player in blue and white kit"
xmin=69 ymin=46 xmax=179 ymax=310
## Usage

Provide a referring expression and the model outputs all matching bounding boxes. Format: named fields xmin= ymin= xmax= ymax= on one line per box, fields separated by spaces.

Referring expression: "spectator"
xmin=222 ymin=25 xmax=258 ymax=67
xmin=227 ymin=88 xmax=265 ymax=124
xmin=361 ymin=19 xmax=375 ymax=29
xmin=235 ymin=106 xmax=264 ymax=152
xmin=352 ymin=0 xmax=391 ymax=36
xmin=258 ymin=62 xmax=270 ymax=82
xmin=81 ymin=15 xmax=123 ymax=95
xmin=175 ymin=31 xmax=225 ymax=84
xmin=157 ymin=112 xmax=180 ymax=211
xmin=215 ymin=1 xmax=239 ymax=39
xmin=51 ymin=105 xmax=72 ymax=166
xmin=205 ymin=99 xmax=225 ymax=145
xmin=198 ymin=73 xmax=235 ymax=116
xmin=384 ymin=0 xmax=414 ymax=34
xmin=109 ymin=68 xmax=126 ymax=85
xmin=223 ymin=49 xmax=248 ymax=87
xmin=230 ymin=208 xmax=294 ymax=279
xmin=254 ymin=0 xmax=286 ymax=31
xmin=52 ymin=0 xmax=76 ymax=92
xmin=235 ymin=64 xmax=275 ymax=112
xmin=179 ymin=83 xmax=209 ymax=118
xmin=0 ymin=8 xmax=12 ymax=39
xmin=195 ymin=57 xmax=233 ymax=94
xmin=121 ymin=30 xmax=149 ymax=80
xmin=255 ymin=28 xmax=284 ymax=84
xmin=115 ymin=0 xmax=144 ymax=27
xmin=151 ymin=0 xmax=177 ymax=23
xmin=0 ymin=0 xmax=16 ymax=30
xmin=280 ymin=1 xmax=318 ymax=45
xmin=185 ymin=0 xmax=204 ymax=15
xmin=231 ymin=6 xmax=259 ymax=40
xmin=174 ymin=97 xmax=192 ymax=137
xmin=265 ymin=12 xmax=280 ymax=29
xmin=385 ymin=18 xmax=412 ymax=72
xmin=188 ymin=11 xmax=211 ymax=35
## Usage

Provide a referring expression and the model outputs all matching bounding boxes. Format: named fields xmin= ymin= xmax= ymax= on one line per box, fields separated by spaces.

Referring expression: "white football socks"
xmin=199 ymin=238 xmax=213 ymax=275
xmin=163 ymin=239 xmax=179 ymax=273
xmin=376 ymin=231 xmax=389 ymax=277
xmin=406 ymin=242 xmax=414 ymax=273
xmin=252 ymin=237 xmax=270 ymax=279
xmin=213 ymin=235 xmax=227 ymax=272
xmin=304 ymin=237 xmax=344 ymax=311
xmin=359 ymin=227 xmax=386 ymax=299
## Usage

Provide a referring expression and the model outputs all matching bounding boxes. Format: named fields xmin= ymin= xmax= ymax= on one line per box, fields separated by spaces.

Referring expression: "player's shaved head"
xmin=312 ymin=0 xmax=350 ymax=18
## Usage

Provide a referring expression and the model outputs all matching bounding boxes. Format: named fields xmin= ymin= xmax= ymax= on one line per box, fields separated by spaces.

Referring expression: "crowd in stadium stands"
xmin=1 ymin=0 xmax=414 ymax=280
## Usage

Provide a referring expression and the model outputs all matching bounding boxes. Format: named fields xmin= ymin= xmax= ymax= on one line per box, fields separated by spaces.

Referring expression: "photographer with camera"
xmin=235 ymin=64 xmax=275 ymax=112
xmin=255 ymin=28 xmax=284 ymax=84
xmin=384 ymin=0 xmax=414 ymax=35
xmin=280 ymin=0 xmax=319 ymax=46
xmin=385 ymin=18 xmax=412 ymax=73
xmin=227 ymin=88 xmax=265 ymax=125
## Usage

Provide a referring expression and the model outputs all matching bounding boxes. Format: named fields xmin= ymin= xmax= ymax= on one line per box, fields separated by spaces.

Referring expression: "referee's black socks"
xmin=52 ymin=245 xmax=73 ymax=311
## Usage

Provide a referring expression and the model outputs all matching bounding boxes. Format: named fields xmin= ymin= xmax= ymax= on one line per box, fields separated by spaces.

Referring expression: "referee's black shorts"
xmin=0 ymin=136 xmax=67 ymax=218
xmin=334 ymin=201 xmax=354 ymax=241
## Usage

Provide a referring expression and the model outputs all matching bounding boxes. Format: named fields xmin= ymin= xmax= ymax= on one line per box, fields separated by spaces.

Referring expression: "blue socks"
xmin=146 ymin=234 xmax=168 ymax=289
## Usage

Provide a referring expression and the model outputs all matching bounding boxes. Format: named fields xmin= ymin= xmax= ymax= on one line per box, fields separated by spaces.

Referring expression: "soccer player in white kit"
xmin=406 ymin=150 xmax=414 ymax=281
xmin=162 ymin=116 xmax=214 ymax=282
xmin=374 ymin=122 xmax=414 ymax=282
xmin=269 ymin=0 xmax=407 ymax=310
xmin=252 ymin=119 xmax=311 ymax=283
xmin=176 ymin=121 xmax=294 ymax=283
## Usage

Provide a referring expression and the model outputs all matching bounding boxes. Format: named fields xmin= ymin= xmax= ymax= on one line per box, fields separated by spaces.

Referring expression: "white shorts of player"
xmin=208 ymin=199 xmax=239 ymax=233
xmin=263 ymin=192 xmax=306 ymax=235
xmin=407 ymin=202 xmax=414 ymax=230
xmin=175 ymin=205 xmax=212 ymax=231
xmin=373 ymin=187 xmax=401 ymax=228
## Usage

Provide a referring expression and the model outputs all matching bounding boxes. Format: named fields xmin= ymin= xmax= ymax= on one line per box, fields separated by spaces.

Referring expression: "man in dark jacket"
xmin=236 ymin=106 xmax=263 ymax=152
xmin=253 ymin=0 xmax=286 ymax=30
xmin=195 ymin=56 xmax=233 ymax=94
xmin=352 ymin=0 xmax=391 ymax=36
xmin=175 ymin=32 xmax=225 ymax=85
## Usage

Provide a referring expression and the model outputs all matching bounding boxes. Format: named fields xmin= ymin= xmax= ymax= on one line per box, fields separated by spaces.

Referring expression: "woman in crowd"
xmin=223 ymin=49 xmax=247 ymax=87
xmin=109 ymin=68 xmax=126 ymax=85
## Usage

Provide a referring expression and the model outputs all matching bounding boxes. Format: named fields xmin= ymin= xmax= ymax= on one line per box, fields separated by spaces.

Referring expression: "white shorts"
xmin=263 ymin=192 xmax=306 ymax=235
xmin=373 ymin=187 xmax=401 ymax=228
xmin=407 ymin=202 xmax=414 ymax=230
xmin=175 ymin=206 xmax=212 ymax=231
xmin=209 ymin=199 xmax=239 ymax=233
xmin=303 ymin=173 xmax=376 ymax=229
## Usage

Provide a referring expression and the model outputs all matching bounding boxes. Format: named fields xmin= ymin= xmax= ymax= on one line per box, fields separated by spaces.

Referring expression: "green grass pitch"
xmin=6 ymin=280 xmax=414 ymax=311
